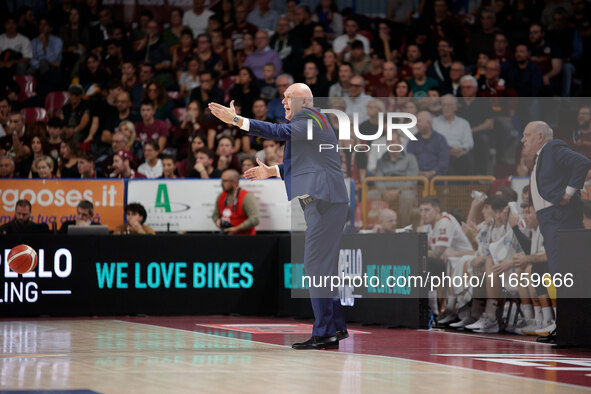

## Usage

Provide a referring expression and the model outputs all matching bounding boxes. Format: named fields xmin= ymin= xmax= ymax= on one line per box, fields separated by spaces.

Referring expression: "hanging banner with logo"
xmin=0 ymin=179 xmax=125 ymax=230
xmin=127 ymin=179 xmax=296 ymax=232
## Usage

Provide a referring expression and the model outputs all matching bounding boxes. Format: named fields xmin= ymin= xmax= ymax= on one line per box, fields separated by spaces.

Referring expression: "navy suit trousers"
xmin=302 ymin=199 xmax=348 ymax=337
xmin=537 ymin=201 xmax=584 ymax=275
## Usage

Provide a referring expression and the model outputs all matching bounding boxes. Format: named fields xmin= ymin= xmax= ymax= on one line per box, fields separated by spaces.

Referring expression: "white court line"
xmin=117 ymin=320 xmax=591 ymax=391
xmin=41 ymin=290 xmax=72 ymax=295
xmin=420 ymin=328 xmax=555 ymax=346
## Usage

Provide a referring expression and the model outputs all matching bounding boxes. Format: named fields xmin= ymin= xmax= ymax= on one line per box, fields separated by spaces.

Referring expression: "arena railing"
xmin=429 ymin=176 xmax=497 ymax=217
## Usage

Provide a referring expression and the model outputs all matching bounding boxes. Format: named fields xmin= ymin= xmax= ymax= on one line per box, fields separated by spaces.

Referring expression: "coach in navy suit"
xmin=209 ymin=83 xmax=350 ymax=349
xmin=522 ymin=121 xmax=591 ymax=276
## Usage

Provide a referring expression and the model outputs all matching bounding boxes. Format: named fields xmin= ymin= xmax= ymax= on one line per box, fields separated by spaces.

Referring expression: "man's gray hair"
xmin=441 ymin=94 xmax=458 ymax=105
xmin=529 ymin=121 xmax=554 ymax=140
xmin=459 ymin=75 xmax=478 ymax=87
xmin=0 ymin=154 xmax=15 ymax=165
xmin=417 ymin=110 xmax=434 ymax=124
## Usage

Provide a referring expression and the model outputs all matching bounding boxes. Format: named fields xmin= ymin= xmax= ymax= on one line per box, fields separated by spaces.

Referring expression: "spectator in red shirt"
xmin=135 ymin=100 xmax=169 ymax=154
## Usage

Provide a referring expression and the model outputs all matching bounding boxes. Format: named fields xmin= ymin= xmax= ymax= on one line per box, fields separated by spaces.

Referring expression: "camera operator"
xmin=213 ymin=169 xmax=259 ymax=235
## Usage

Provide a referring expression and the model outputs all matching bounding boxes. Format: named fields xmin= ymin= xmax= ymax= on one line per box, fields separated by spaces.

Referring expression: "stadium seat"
xmin=45 ymin=91 xmax=70 ymax=115
xmin=21 ymin=107 xmax=48 ymax=123
xmin=172 ymin=107 xmax=185 ymax=122
xmin=13 ymin=75 xmax=36 ymax=102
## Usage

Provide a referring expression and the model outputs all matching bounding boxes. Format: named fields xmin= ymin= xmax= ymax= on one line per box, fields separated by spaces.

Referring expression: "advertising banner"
xmin=0 ymin=235 xmax=279 ymax=317
xmin=0 ymin=179 xmax=125 ymax=231
xmin=127 ymin=179 xmax=298 ymax=232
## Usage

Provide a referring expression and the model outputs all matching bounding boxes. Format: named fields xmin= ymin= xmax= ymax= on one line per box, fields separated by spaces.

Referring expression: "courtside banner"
xmin=0 ymin=179 xmax=125 ymax=230
xmin=127 ymin=179 xmax=296 ymax=232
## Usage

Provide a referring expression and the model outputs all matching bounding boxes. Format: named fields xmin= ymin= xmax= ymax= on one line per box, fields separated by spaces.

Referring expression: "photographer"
xmin=212 ymin=169 xmax=259 ymax=235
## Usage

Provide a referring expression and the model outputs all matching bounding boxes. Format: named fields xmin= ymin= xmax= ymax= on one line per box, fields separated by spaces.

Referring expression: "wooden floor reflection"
xmin=0 ymin=320 xmax=585 ymax=393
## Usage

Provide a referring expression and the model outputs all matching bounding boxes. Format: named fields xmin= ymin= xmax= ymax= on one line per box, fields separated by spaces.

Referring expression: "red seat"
xmin=13 ymin=75 xmax=36 ymax=102
xmin=172 ymin=107 xmax=186 ymax=122
xmin=45 ymin=91 xmax=70 ymax=115
xmin=21 ymin=107 xmax=48 ymax=123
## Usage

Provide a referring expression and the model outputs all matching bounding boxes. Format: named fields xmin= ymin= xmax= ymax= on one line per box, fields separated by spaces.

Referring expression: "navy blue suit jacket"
xmin=536 ymin=139 xmax=591 ymax=206
xmin=248 ymin=107 xmax=349 ymax=203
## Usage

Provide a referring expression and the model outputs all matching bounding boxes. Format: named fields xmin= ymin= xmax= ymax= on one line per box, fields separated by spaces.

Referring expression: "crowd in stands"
xmin=0 ymin=0 xmax=590 ymax=185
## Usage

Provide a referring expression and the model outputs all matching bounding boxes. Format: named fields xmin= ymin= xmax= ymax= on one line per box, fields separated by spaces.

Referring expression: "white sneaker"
xmin=428 ymin=291 xmax=439 ymax=316
xmin=512 ymin=319 xmax=538 ymax=336
xmin=506 ymin=318 xmax=528 ymax=334
xmin=473 ymin=318 xmax=499 ymax=333
xmin=449 ymin=316 xmax=476 ymax=329
xmin=534 ymin=321 xmax=556 ymax=337
xmin=519 ymin=320 xmax=544 ymax=336
xmin=465 ymin=313 xmax=490 ymax=330
xmin=437 ymin=311 xmax=458 ymax=324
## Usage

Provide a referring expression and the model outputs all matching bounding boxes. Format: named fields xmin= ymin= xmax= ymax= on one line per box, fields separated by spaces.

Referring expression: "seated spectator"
xmin=397 ymin=44 xmax=422 ymax=81
xmin=59 ymin=7 xmax=89 ymax=77
xmin=241 ymin=155 xmax=256 ymax=175
xmin=372 ymin=21 xmax=400 ymax=62
xmin=59 ymin=200 xmax=100 ymax=233
xmin=0 ymin=15 xmax=32 ymax=76
xmin=247 ymin=0 xmax=279 ymax=31
xmin=528 ymin=23 xmax=562 ymax=95
xmin=302 ymin=38 xmax=326 ymax=75
xmin=195 ymin=33 xmax=223 ymax=76
xmin=362 ymin=208 xmax=399 ymax=233
xmin=134 ymin=19 xmax=173 ymax=88
xmin=76 ymin=53 xmax=109 ymax=94
xmin=333 ymin=18 xmax=370 ymax=62
xmin=571 ymin=105 xmax=591 ymax=158
xmin=160 ymin=155 xmax=177 ymax=178
xmin=135 ymin=100 xmax=169 ymax=154
xmin=407 ymin=111 xmax=450 ymax=179
xmin=57 ymin=139 xmax=80 ymax=178
xmin=1 ymin=110 xmax=30 ymax=162
xmin=144 ymin=81 xmax=178 ymax=126
xmin=213 ymin=169 xmax=260 ymax=235
xmin=179 ymin=135 xmax=205 ymax=176
xmin=78 ymin=151 xmax=96 ymax=178
xmin=20 ymin=135 xmax=50 ymax=178
xmin=228 ymin=67 xmax=260 ymax=118
xmin=214 ymin=136 xmax=241 ymax=172
xmin=492 ymin=32 xmax=512 ymax=66
xmin=190 ymin=71 xmax=225 ymax=111
xmin=110 ymin=149 xmax=146 ymax=179
xmin=267 ymin=74 xmax=292 ymax=123
xmin=328 ymin=62 xmax=353 ymax=97
xmin=28 ymin=17 xmax=62 ymax=82
xmin=409 ymin=61 xmax=439 ymax=98
xmin=501 ymin=44 xmax=543 ymax=97
xmin=432 ymin=95 xmax=473 ymax=175
xmin=258 ymin=63 xmax=278 ymax=101
xmin=118 ymin=121 xmax=144 ymax=163
xmin=114 ymin=91 xmax=140 ymax=127
xmin=236 ymin=31 xmax=255 ymax=69
xmin=255 ymin=139 xmax=283 ymax=166
xmin=210 ymin=29 xmax=232 ymax=74
xmin=85 ymin=79 xmax=122 ymax=158
xmin=32 ymin=155 xmax=55 ymax=179
xmin=302 ymin=61 xmax=330 ymax=97
xmin=129 ymin=63 xmax=155 ymax=112
xmin=187 ymin=147 xmax=222 ymax=179
xmin=439 ymin=61 xmax=465 ymax=96
xmin=291 ymin=5 xmax=316 ymax=50
xmin=163 ymin=7 xmax=184 ymax=49
xmin=478 ymin=59 xmax=516 ymax=98
xmin=183 ymin=0 xmax=214 ymax=38
xmin=0 ymin=199 xmax=49 ymax=234
xmin=345 ymin=76 xmax=372 ymax=124
xmin=428 ymin=39 xmax=454 ymax=86
xmin=349 ymin=40 xmax=371 ymax=76
xmin=270 ymin=17 xmax=303 ymax=78
xmin=47 ymin=117 xmax=64 ymax=161
xmin=59 ymin=84 xmax=91 ymax=140
xmin=0 ymin=155 xmax=15 ymax=178
xmin=120 ymin=61 xmax=136 ymax=91
xmin=370 ymin=60 xmax=397 ymax=97
xmin=179 ymin=57 xmax=201 ymax=101
xmin=244 ymin=100 xmax=275 ymax=154
xmin=114 ymin=202 xmax=155 ymax=235
xmin=172 ymin=28 xmax=194 ymax=76
xmin=137 ymin=141 xmax=163 ymax=179
xmin=174 ymin=100 xmax=206 ymax=158
xmin=457 ymin=75 xmax=494 ymax=175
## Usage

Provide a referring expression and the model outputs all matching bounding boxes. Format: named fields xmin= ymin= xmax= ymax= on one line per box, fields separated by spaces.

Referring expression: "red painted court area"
xmin=125 ymin=315 xmax=591 ymax=389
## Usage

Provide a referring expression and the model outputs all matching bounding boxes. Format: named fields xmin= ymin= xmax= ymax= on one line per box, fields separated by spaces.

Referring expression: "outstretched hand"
xmin=244 ymin=158 xmax=276 ymax=181
xmin=208 ymin=100 xmax=237 ymax=125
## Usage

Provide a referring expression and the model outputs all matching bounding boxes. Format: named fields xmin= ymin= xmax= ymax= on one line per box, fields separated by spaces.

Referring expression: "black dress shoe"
xmin=336 ymin=330 xmax=349 ymax=340
xmin=536 ymin=329 xmax=557 ymax=344
xmin=292 ymin=336 xmax=339 ymax=350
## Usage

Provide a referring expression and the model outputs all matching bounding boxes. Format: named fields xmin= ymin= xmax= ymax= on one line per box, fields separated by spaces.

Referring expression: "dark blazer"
xmin=536 ymin=139 xmax=591 ymax=206
xmin=248 ymin=107 xmax=349 ymax=203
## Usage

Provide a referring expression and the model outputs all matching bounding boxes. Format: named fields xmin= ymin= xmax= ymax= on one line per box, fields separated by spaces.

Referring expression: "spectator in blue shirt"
xmin=267 ymin=73 xmax=291 ymax=123
xmin=29 ymin=17 xmax=62 ymax=74
xmin=501 ymin=44 xmax=543 ymax=97
xmin=406 ymin=111 xmax=449 ymax=179
xmin=247 ymin=0 xmax=279 ymax=32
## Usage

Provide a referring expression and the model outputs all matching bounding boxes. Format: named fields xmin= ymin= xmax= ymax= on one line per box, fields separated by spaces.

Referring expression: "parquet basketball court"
xmin=2 ymin=316 xmax=590 ymax=393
